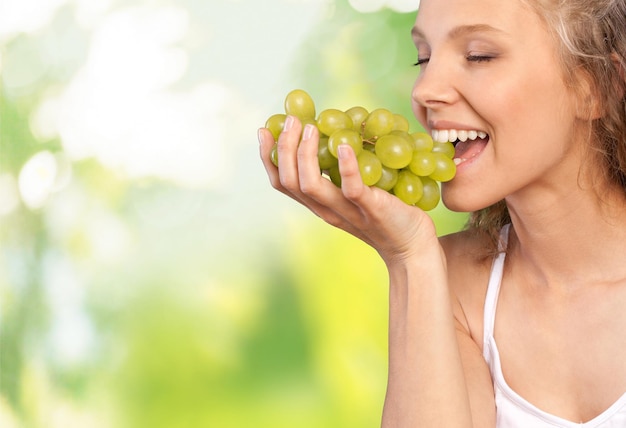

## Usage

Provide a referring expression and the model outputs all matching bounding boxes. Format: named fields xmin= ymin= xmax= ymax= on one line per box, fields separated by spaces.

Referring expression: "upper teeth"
xmin=432 ymin=129 xmax=487 ymax=143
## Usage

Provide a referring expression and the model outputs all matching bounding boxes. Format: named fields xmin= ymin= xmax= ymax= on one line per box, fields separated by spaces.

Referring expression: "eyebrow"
xmin=411 ymin=23 xmax=506 ymax=41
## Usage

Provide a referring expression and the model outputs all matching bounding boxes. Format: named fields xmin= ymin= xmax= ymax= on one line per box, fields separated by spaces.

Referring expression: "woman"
xmin=258 ymin=0 xmax=626 ymax=426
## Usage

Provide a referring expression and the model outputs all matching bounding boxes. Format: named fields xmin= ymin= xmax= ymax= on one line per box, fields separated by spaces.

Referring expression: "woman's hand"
xmin=258 ymin=115 xmax=440 ymax=265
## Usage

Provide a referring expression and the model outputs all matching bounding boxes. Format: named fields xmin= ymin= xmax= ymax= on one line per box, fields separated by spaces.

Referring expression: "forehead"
xmin=414 ymin=0 xmax=537 ymax=40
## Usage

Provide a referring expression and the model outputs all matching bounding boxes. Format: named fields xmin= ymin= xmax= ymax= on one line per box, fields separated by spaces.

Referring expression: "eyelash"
xmin=413 ymin=54 xmax=494 ymax=66
xmin=466 ymin=54 xmax=494 ymax=63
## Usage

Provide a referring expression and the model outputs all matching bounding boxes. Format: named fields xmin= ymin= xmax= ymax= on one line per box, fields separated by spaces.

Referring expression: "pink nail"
xmin=283 ymin=115 xmax=294 ymax=131
xmin=337 ymin=144 xmax=349 ymax=159
xmin=302 ymin=124 xmax=314 ymax=140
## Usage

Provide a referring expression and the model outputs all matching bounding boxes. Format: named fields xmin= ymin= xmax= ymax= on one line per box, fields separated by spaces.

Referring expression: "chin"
xmin=441 ymin=186 xmax=497 ymax=213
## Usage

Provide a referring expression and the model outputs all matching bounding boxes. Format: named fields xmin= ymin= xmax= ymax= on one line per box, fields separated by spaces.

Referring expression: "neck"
xmin=506 ymin=182 xmax=626 ymax=290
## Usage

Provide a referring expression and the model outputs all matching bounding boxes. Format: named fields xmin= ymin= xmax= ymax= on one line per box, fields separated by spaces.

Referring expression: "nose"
xmin=411 ymin=59 xmax=458 ymax=112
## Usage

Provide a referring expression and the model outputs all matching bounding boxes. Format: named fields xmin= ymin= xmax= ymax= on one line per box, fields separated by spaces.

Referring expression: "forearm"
xmin=382 ymin=257 xmax=473 ymax=427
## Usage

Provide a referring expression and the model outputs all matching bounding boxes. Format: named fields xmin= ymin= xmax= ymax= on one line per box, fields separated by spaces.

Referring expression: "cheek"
xmin=488 ymin=66 xmax=573 ymax=124
xmin=494 ymin=84 xmax=576 ymax=154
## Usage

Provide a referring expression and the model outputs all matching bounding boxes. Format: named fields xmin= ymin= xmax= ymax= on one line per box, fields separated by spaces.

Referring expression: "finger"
xmin=296 ymin=123 xmax=326 ymax=195
xmin=337 ymin=144 xmax=370 ymax=202
xmin=258 ymin=127 xmax=277 ymax=168
xmin=276 ymin=115 xmax=303 ymax=193
xmin=257 ymin=126 xmax=302 ymax=196
xmin=259 ymin=127 xmax=295 ymax=195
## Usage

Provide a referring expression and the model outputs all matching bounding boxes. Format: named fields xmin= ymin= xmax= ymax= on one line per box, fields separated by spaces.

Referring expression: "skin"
xmin=258 ymin=0 xmax=626 ymax=425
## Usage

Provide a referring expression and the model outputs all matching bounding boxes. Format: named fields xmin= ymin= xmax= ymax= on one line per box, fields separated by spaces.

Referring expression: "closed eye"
xmin=414 ymin=57 xmax=430 ymax=66
xmin=466 ymin=54 xmax=494 ymax=63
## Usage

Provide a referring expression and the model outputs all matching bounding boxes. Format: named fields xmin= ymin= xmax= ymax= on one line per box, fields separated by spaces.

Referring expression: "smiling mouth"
xmin=431 ymin=129 xmax=489 ymax=166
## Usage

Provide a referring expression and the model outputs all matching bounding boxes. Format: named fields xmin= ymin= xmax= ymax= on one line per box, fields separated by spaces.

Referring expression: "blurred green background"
xmin=0 ymin=0 xmax=468 ymax=426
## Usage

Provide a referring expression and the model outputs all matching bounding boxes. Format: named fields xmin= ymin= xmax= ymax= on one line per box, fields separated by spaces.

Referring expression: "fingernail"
xmin=283 ymin=115 xmax=294 ymax=132
xmin=337 ymin=144 xmax=349 ymax=159
xmin=302 ymin=124 xmax=314 ymax=140
xmin=257 ymin=128 xmax=264 ymax=144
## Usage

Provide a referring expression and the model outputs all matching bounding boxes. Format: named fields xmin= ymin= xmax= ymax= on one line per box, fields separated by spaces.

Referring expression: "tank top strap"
xmin=482 ymin=223 xmax=511 ymax=361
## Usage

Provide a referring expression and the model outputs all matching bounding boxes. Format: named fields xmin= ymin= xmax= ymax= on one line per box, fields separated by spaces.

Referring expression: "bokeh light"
xmin=1 ymin=0 xmax=467 ymax=426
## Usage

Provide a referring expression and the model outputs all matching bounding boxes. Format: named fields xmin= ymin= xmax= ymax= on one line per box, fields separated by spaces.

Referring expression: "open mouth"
xmin=431 ymin=129 xmax=489 ymax=166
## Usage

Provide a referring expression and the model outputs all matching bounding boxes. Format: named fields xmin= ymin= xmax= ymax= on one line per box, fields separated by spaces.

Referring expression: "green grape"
xmin=432 ymin=141 xmax=456 ymax=158
xmin=317 ymin=109 xmax=353 ymax=137
xmin=374 ymin=134 xmax=414 ymax=169
xmin=270 ymin=143 xmax=279 ymax=167
xmin=415 ymin=176 xmax=440 ymax=211
xmin=374 ymin=165 xmax=398 ymax=191
xmin=357 ymin=150 xmax=383 ymax=186
xmin=412 ymin=132 xmax=434 ymax=152
xmin=362 ymin=108 xmax=395 ymax=140
xmin=284 ymin=89 xmax=316 ymax=120
xmin=345 ymin=106 xmax=369 ymax=132
xmin=390 ymin=130 xmax=415 ymax=146
xmin=265 ymin=113 xmax=286 ymax=141
xmin=328 ymin=166 xmax=341 ymax=187
xmin=393 ymin=170 xmax=424 ymax=205
xmin=408 ymin=150 xmax=436 ymax=176
xmin=393 ymin=114 xmax=410 ymax=132
xmin=318 ymin=137 xmax=338 ymax=170
xmin=429 ymin=152 xmax=457 ymax=182
xmin=328 ymin=129 xmax=363 ymax=158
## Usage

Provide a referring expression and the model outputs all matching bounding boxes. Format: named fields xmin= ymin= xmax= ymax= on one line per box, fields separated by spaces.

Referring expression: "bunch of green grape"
xmin=265 ymin=89 xmax=456 ymax=211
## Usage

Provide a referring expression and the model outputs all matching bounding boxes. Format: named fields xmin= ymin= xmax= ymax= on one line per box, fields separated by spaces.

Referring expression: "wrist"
xmin=381 ymin=234 xmax=444 ymax=273
xmin=385 ymin=245 xmax=448 ymax=296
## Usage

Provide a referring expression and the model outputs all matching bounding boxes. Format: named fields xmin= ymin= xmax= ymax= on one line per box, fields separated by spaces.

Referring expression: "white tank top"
xmin=482 ymin=224 xmax=626 ymax=427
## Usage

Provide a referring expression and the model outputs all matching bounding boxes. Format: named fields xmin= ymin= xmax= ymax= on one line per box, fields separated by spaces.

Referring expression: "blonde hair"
xmin=466 ymin=0 xmax=626 ymax=250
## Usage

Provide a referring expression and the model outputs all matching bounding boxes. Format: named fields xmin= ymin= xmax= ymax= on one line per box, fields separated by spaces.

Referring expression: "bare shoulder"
xmin=439 ymin=229 xmax=494 ymax=343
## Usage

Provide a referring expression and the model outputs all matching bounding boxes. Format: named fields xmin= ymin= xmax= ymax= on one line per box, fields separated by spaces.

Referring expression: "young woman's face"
xmin=412 ymin=0 xmax=586 ymax=212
